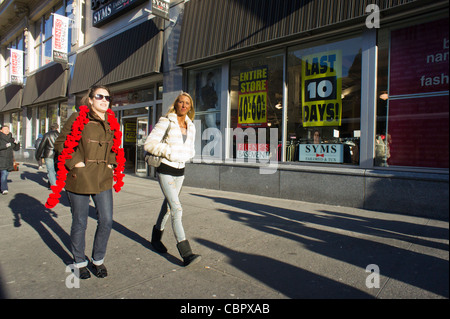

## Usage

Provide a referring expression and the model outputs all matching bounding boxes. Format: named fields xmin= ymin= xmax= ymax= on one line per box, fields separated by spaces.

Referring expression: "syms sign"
xmin=92 ymin=0 xmax=147 ymax=27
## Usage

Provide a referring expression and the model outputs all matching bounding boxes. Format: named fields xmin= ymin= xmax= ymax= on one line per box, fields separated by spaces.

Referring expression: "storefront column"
xmin=360 ymin=28 xmax=378 ymax=169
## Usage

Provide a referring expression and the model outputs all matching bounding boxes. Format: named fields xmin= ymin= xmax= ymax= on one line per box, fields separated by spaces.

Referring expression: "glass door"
xmin=136 ymin=116 xmax=148 ymax=175
xmin=122 ymin=117 xmax=137 ymax=172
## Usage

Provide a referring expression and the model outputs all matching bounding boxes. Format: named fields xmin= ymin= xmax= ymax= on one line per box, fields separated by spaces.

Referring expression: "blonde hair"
xmin=165 ymin=92 xmax=195 ymax=121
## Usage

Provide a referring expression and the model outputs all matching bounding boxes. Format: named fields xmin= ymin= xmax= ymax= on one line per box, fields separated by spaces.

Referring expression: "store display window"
xmin=111 ymin=85 xmax=156 ymax=107
xmin=188 ymin=65 xmax=222 ymax=158
xmin=376 ymin=17 xmax=449 ymax=169
xmin=229 ymin=51 xmax=284 ymax=161
xmin=287 ymin=37 xmax=362 ymax=165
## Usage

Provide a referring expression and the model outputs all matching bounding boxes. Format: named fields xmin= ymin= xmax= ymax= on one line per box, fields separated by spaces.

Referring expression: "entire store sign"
xmin=238 ymin=66 xmax=268 ymax=127
xmin=10 ymin=49 xmax=23 ymax=84
xmin=52 ymin=14 xmax=70 ymax=63
xmin=301 ymin=50 xmax=342 ymax=127
xmin=92 ymin=0 xmax=147 ymax=27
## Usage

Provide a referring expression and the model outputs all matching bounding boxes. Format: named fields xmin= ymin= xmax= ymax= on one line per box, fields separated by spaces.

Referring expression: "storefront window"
xmin=376 ymin=18 xmax=449 ymax=169
xmin=188 ymin=65 xmax=222 ymax=158
xmin=230 ymin=51 xmax=284 ymax=161
xmin=59 ymin=102 xmax=69 ymax=128
xmin=38 ymin=105 xmax=46 ymax=135
xmin=26 ymin=107 xmax=35 ymax=147
xmin=111 ymin=85 xmax=155 ymax=107
xmin=43 ymin=13 xmax=53 ymax=66
xmin=287 ymin=37 xmax=362 ymax=165
xmin=123 ymin=107 xmax=148 ymax=117
xmin=32 ymin=1 xmax=72 ymax=70
xmin=11 ymin=111 xmax=20 ymax=142
xmin=3 ymin=35 xmax=24 ymax=86
xmin=157 ymin=82 xmax=163 ymax=100
xmin=48 ymin=104 xmax=58 ymax=127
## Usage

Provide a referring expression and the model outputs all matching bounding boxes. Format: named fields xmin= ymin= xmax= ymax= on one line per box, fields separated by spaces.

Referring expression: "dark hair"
xmin=81 ymin=85 xmax=112 ymax=107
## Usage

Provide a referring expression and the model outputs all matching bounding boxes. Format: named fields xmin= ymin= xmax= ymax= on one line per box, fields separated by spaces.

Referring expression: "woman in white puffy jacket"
xmin=144 ymin=92 xmax=201 ymax=267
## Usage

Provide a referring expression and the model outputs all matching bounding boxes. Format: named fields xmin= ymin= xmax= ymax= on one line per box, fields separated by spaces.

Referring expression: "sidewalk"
xmin=0 ymin=163 xmax=448 ymax=300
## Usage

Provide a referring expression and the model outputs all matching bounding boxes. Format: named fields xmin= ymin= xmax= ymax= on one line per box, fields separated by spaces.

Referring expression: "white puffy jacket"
xmin=143 ymin=113 xmax=196 ymax=169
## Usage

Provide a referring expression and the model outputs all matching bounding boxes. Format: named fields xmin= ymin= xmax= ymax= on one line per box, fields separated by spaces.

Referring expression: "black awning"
xmin=176 ymin=0 xmax=418 ymax=65
xmin=0 ymin=84 xmax=23 ymax=113
xmin=21 ymin=63 xmax=69 ymax=106
xmin=69 ymin=17 xmax=164 ymax=94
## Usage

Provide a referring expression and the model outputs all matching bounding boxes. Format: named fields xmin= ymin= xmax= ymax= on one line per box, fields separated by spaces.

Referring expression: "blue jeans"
xmin=67 ymin=189 xmax=113 ymax=267
xmin=44 ymin=157 xmax=57 ymax=186
xmin=1 ymin=169 xmax=9 ymax=192
xmin=155 ymin=173 xmax=186 ymax=243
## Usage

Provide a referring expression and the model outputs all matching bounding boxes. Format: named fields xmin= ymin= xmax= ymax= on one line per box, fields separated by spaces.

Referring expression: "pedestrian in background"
xmin=54 ymin=85 xmax=125 ymax=279
xmin=0 ymin=126 xmax=20 ymax=195
xmin=34 ymin=134 xmax=44 ymax=169
xmin=35 ymin=123 xmax=59 ymax=187
xmin=144 ymin=92 xmax=201 ymax=267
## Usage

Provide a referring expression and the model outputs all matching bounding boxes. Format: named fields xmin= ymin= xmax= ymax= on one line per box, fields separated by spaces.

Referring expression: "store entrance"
xmin=122 ymin=116 xmax=149 ymax=176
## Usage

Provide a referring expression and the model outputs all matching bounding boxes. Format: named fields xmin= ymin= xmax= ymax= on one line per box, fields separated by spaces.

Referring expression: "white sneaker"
xmin=2 ymin=190 xmax=8 ymax=195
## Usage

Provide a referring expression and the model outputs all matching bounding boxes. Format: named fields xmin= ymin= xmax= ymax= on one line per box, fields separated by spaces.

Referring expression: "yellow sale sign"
xmin=238 ymin=66 xmax=268 ymax=127
xmin=301 ymin=50 xmax=342 ymax=127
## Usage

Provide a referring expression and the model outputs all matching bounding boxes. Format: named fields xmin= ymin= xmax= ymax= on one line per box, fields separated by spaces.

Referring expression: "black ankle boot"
xmin=77 ymin=266 xmax=91 ymax=279
xmin=151 ymin=225 xmax=168 ymax=253
xmin=92 ymin=263 xmax=108 ymax=278
xmin=176 ymin=240 xmax=201 ymax=267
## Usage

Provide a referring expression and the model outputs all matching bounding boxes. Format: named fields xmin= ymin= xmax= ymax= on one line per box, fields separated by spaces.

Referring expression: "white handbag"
xmin=145 ymin=153 xmax=163 ymax=167
xmin=144 ymin=120 xmax=171 ymax=167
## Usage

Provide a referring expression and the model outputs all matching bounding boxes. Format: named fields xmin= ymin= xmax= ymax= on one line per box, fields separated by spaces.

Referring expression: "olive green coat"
xmin=55 ymin=110 xmax=117 ymax=194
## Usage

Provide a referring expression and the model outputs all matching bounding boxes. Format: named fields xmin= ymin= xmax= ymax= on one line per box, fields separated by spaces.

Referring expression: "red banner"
xmin=388 ymin=96 xmax=449 ymax=168
xmin=389 ymin=19 xmax=449 ymax=95
xmin=387 ymin=18 xmax=449 ymax=168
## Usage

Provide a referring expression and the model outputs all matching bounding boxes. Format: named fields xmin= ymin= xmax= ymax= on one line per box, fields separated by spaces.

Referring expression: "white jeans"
xmin=155 ymin=173 xmax=186 ymax=243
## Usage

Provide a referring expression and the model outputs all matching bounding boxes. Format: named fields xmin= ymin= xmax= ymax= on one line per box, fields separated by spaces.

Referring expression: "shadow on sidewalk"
xmin=196 ymin=238 xmax=373 ymax=298
xmin=20 ymin=168 xmax=48 ymax=189
xmin=87 ymin=206 xmax=182 ymax=266
xmin=191 ymin=194 xmax=449 ymax=298
xmin=8 ymin=192 xmax=180 ymax=267
xmin=9 ymin=193 xmax=73 ymax=265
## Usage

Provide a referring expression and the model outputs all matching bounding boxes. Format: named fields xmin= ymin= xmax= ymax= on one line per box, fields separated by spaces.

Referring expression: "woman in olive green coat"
xmin=55 ymin=85 xmax=117 ymax=279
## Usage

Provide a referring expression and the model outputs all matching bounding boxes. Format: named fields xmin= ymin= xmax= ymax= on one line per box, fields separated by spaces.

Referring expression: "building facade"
xmin=1 ymin=0 xmax=448 ymax=219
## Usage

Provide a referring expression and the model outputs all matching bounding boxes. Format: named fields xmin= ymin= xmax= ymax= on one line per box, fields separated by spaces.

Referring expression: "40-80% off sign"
xmin=238 ymin=66 xmax=268 ymax=127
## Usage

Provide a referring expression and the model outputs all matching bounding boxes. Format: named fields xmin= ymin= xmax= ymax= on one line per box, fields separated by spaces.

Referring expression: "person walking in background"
xmin=34 ymin=134 xmax=44 ymax=169
xmin=35 ymin=124 xmax=59 ymax=187
xmin=144 ymin=92 xmax=201 ymax=267
xmin=0 ymin=126 xmax=20 ymax=195
xmin=52 ymin=85 xmax=125 ymax=279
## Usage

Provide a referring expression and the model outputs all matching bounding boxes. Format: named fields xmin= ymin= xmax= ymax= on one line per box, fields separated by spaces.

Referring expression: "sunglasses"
xmin=93 ymin=94 xmax=111 ymax=102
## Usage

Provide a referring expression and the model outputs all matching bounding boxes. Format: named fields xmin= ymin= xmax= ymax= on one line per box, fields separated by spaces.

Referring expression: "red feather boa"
xmin=45 ymin=105 xmax=126 ymax=208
